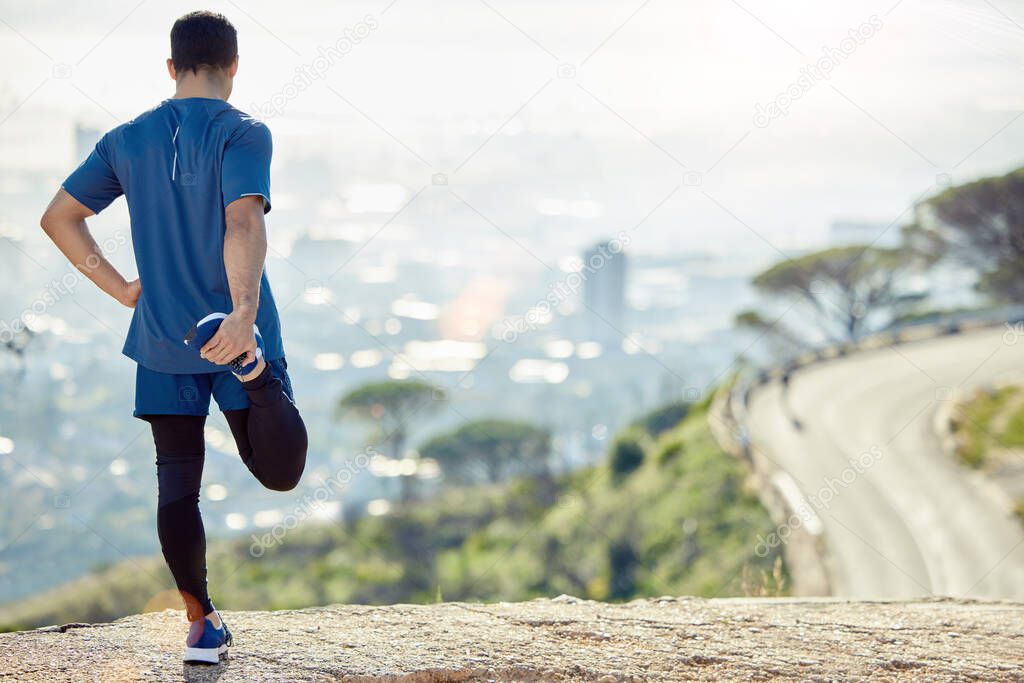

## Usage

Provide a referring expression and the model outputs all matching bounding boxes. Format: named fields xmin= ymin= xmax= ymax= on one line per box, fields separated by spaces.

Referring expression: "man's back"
xmin=40 ymin=13 xmax=309 ymax=660
xmin=64 ymin=98 xmax=283 ymax=373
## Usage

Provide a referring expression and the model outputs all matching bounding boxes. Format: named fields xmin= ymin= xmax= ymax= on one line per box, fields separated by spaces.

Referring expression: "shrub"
xmin=608 ymin=541 xmax=638 ymax=600
xmin=635 ymin=402 xmax=690 ymax=438
xmin=609 ymin=434 xmax=645 ymax=481
xmin=655 ymin=439 xmax=685 ymax=465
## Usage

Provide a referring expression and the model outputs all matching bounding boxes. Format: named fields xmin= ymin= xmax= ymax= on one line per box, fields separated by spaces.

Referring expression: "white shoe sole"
xmin=195 ymin=312 xmax=229 ymax=327
xmin=184 ymin=643 xmax=228 ymax=664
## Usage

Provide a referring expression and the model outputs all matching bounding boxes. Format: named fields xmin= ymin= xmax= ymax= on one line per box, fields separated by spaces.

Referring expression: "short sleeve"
xmin=222 ymin=122 xmax=272 ymax=214
xmin=62 ymin=134 xmax=123 ymax=214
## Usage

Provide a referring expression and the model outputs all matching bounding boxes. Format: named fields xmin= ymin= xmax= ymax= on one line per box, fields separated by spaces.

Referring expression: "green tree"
xmin=908 ymin=167 xmax=1024 ymax=300
xmin=337 ymin=379 xmax=445 ymax=502
xmin=419 ymin=419 xmax=551 ymax=485
xmin=608 ymin=432 xmax=645 ymax=481
xmin=752 ymin=245 xmax=923 ymax=342
xmin=634 ymin=401 xmax=691 ymax=439
xmin=608 ymin=540 xmax=638 ymax=600
xmin=734 ymin=309 xmax=809 ymax=358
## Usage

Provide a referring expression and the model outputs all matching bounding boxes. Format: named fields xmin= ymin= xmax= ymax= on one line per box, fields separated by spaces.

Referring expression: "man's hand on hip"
xmin=201 ymin=310 xmax=257 ymax=366
xmin=117 ymin=279 xmax=141 ymax=308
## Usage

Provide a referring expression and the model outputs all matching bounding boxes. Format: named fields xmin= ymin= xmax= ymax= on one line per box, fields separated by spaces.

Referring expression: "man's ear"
xmin=166 ymin=58 xmax=177 ymax=81
xmin=228 ymin=55 xmax=239 ymax=78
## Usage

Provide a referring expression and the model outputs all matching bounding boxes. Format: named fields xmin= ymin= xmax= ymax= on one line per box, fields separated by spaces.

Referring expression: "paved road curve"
xmin=747 ymin=326 xmax=1024 ymax=599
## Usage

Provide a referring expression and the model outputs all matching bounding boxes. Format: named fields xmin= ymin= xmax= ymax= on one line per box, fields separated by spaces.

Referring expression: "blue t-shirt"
xmin=63 ymin=97 xmax=284 ymax=374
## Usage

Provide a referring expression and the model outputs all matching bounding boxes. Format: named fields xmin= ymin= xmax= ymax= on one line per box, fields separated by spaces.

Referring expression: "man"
xmin=39 ymin=11 xmax=307 ymax=664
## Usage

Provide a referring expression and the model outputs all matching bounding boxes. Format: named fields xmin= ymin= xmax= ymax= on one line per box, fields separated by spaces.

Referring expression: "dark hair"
xmin=170 ymin=11 xmax=237 ymax=74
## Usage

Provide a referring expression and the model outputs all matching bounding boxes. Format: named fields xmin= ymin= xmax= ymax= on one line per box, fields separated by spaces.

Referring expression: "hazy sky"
xmin=2 ymin=0 xmax=1023 ymax=255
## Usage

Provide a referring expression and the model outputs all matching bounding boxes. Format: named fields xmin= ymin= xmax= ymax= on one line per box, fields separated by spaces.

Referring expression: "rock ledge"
xmin=1 ymin=596 xmax=1021 ymax=681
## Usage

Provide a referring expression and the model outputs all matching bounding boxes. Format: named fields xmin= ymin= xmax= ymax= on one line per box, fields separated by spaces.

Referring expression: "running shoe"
xmin=183 ymin=312 xmax=264 ymax=376
xmin=183 ymin=615 xmax=232 ymax=664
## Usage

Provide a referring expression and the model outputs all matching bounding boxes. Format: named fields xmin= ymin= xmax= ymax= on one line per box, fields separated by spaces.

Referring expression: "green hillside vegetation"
xmin=949 ymin=385 xmax=1024 ymax=526
xmin=0 ymin=399 xmax=785 ymax=631
xmin=950 ymin=386 xmax=1024 ymax=468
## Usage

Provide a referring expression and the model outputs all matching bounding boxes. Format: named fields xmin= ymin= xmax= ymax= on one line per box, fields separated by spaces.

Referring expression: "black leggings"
xmin=144 ymin=363 xmax=307 ymax=621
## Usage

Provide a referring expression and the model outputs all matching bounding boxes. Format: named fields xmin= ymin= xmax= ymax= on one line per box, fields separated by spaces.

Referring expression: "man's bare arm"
xmin=39 ymin=189 xmax=140 ymax=308
xmin=223 ymin=195 xmax=267 ymax=320
xmin=200 ymin=195 xmax=266 ymax=365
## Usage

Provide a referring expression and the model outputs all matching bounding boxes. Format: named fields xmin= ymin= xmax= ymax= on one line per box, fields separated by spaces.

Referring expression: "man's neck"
xmin=174 ymin=71 xmax=229 ymax=100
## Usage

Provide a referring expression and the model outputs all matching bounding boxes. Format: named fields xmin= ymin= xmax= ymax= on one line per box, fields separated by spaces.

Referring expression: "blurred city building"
xmin=581 ymin=240 xmax=627 ymax=344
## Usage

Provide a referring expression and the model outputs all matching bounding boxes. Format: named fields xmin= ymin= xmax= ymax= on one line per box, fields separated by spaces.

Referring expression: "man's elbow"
xmin=41 ymin=189 xmax=92 ymax=236
xmin=39 ymin=207 xmax=59 ymax=236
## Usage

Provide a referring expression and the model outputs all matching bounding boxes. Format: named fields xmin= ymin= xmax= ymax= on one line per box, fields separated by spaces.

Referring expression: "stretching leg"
xmin=147 ymin=414 xmax=213 ymax=622
xmin=224 ymin=362 xmax=307 ymax=491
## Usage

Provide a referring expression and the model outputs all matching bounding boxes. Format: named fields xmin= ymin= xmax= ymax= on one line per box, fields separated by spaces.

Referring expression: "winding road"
xmin=747 ymin=326 xmax=1024 ymax=599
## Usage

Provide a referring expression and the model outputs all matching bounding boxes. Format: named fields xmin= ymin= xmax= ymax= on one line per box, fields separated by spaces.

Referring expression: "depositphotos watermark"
xmin=249 ymin=447 xmax=377 ymax=557
xmin=753 ymin=15 xmax=883 ymax=128
xmin=0 ymin=230 xmax=128 ymax=345
xmin=1002 ymin=321 xmax=1024 ymax=345
xmin=754 ymin=445 xmax=884 ymax=557
xmin=251 ymin=15 xmax=379 ymax=119
xmin=496 ymin=231 xmax=631 ymax=343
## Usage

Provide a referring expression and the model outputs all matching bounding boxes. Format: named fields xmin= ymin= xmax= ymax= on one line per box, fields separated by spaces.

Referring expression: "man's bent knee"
xmin=258 ymin=455 xmax=305 ymax=492
xmin=261 ymin=471 xmax=302 ymax=492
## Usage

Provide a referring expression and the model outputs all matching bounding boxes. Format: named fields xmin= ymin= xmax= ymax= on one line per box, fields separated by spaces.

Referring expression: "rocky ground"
xmin=1 ymin=596 xmax=1021 ymax=681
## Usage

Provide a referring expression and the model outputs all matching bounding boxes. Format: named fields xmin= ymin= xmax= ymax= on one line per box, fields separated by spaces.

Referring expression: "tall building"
xmin=581 ymin=240 xmax=627 ymax=344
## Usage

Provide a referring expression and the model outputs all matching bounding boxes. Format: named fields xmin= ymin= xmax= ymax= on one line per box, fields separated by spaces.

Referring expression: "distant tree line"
xmin=737 ymin=166 xmax=1024 ymax=350
xmin=337 ymin=380 xmax=555 ymax=501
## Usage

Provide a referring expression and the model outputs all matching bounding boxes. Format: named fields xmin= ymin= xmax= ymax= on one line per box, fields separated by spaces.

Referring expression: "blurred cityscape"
xmin=2 ymin=0 xmax=1023 ymax=609
xmin=2 ymin=117 xmax=766 ymax=601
